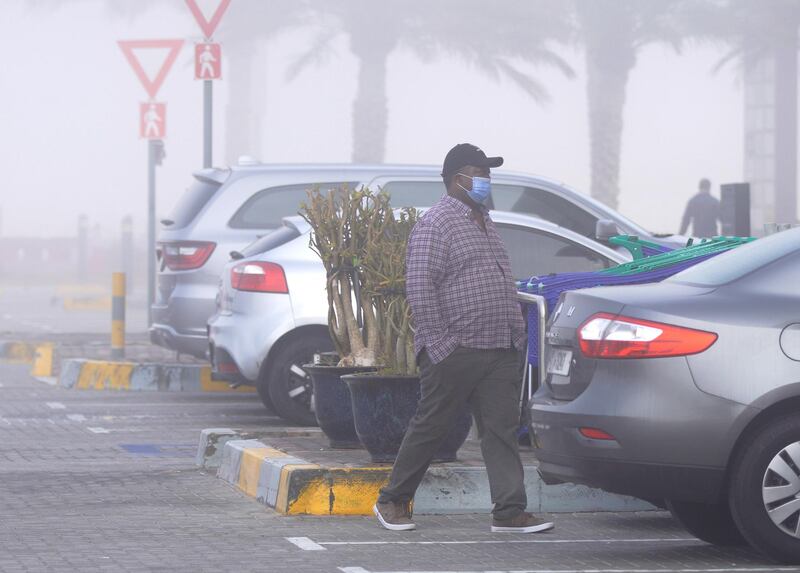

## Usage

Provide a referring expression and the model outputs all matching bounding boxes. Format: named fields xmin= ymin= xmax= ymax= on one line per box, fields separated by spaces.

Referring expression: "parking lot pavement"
xmin=0 ymin=361 xmax=793 ymax=573
xmin=0 ymin=285 xmax=150 ymax=335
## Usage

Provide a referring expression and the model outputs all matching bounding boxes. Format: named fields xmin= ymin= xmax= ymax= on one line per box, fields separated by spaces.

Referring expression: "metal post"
xmin=147 ymin=141 xmax=156 ymax=327
xmin=77 ymin=214 xmax=89 ymax=283
xmin=121 ymin=215 xmax=133 ymax=292
xmin=203 ymin=79 xmax=212 ymax=168
xmin=111 ymin=272 xmax=126 ymax=360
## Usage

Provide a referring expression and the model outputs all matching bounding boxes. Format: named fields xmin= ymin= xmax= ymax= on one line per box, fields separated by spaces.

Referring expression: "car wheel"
xmin=266 ymin=332 xmax=333 ymax=426
xmin=665 ymin=499 xmax=746 ymax=546
xmin=255 ymin=377 xmax=276 ymax=413
xmin=729 ymin=415 xmax=800 ymax=563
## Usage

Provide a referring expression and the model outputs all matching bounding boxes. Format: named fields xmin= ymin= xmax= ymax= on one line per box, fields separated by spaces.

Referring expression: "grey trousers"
xmin=377 ymin=346 xmax=527 ymax=520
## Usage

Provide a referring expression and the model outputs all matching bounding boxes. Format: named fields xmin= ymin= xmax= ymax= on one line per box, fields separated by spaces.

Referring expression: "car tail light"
xmin=161 ymin=241 xmax=216 ymax=271
xmin=230 ymin=262 xmax=288 ymax=294
xmin=579 ymin=427 xmax=616 ymax=441
xmin=218 ymin=361 xmax=240 ymax=374
xmin=578 ymin=312 xmax=717 ymax=359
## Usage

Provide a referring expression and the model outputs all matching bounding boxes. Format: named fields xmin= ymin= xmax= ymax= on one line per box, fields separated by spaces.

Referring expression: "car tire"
xmin=665 ymin=499 xmax=746 ymax=546
xmin=729 ymin=415 xmax=800 ymax=563
xmin=266 ymin=332 xmax=333 ymax=426
xmin=255 ymin=377 xmax=276 ymax=413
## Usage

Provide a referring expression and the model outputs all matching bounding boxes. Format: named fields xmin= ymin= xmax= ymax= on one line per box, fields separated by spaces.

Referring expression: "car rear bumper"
xmin=149 ymin=323 xmax=208 ymax=358
xmin=150 ymin=283 xmax=217 ymax=358
xmin=530 ymin=357 xmax=746 ymax=504
xmin=534 ymin=449 xmax=725 ymax=503
xmin=207 ymin=293 xmax=296 ymax=382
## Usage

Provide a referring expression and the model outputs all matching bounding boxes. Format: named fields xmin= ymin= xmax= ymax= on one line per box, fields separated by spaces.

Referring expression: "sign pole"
xmin=147 ymin=140 xmax=157 ymax=327
xmin=186 ymin=0 xmax=231 ymax=168
xmin=118 ymin=39 xmax=182 ymax=327
xmin=204 ymin=79 xmax=212 ymax=168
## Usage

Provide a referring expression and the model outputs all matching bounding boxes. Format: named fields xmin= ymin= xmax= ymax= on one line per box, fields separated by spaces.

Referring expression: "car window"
xmin=229 ymin=182 xmax=357 ymax=229
xmin=496 ymin=224 xmax=613 ymax=279
xmin=492 ymin=184 xmax=598 ymax=238
xmin=668 ymin=228 xmax=800 ymax=287
xmin=239 ymin=225 xmax=302 ymax=258
xmin=166 ymin=179 xmax=221 ymax=229
xmin=380 ymin=181 xmax=445 ymax=208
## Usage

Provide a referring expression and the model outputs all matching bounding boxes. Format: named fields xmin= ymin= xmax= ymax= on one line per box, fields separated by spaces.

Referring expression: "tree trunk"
xmin=578 ymin=1 xmax=636 ymax=210
xmin=350 ymin=33 xmax=394 ymax=163
xmin=224 ymin=41 xmax=257 ymax=164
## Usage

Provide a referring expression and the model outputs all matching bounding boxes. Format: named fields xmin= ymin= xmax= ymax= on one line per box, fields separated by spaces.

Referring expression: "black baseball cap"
xmin=441 ymin=143 xmax=504 ymax=180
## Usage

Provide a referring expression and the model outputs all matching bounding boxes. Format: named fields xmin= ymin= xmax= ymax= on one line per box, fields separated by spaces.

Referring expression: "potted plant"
xmin=298 ymin=186 xmax=379 ymax=448
xmin=337 ymin=190 xmax=472 ymax=463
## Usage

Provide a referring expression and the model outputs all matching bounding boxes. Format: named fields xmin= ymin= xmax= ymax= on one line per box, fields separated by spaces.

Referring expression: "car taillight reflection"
xmin=161 ymin=241 xmax=216 ymax=271
xmin=230 ymin=261 xmax=288 ymax=294
xmin=578 ymin=312 xmax=717 ymax=359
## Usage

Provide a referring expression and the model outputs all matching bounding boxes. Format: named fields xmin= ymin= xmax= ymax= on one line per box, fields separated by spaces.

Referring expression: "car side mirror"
xmin=595 ymin=219 xmax=620 ymax=242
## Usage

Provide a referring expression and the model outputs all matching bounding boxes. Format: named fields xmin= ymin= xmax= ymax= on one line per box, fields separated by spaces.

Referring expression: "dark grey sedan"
xmin=531 ymin=227 xmax=800 ymax=562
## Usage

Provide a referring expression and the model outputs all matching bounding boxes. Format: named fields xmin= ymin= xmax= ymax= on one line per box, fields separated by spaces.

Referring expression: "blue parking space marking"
xmin=119 ymin=443 xmax=196 ymax=457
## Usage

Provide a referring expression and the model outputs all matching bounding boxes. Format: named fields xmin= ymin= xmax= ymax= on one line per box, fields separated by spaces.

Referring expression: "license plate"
xmin=546 ymin=349 xmax=573 ymax=377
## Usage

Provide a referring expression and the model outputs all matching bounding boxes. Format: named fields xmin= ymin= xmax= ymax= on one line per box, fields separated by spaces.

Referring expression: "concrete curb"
xmin=201 ymin=429 xmax=654 ymax=516
xmin=196 ymin=427 xmax=327 ymax=470
xmin=58 ymin=359 xmax=256 ymax=393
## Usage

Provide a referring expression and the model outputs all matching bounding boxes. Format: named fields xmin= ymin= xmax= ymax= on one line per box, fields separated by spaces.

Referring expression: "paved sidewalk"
xmin=0 ymin=360 xmax=789 ymax=573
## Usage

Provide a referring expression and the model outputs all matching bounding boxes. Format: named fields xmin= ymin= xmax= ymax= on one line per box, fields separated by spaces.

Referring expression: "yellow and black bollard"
xmin=111 ymin=272 xmax=126 ymax=360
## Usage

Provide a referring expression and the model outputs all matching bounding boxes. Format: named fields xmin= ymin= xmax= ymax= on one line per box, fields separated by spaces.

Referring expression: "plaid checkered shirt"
xmin=406 ymin=194 xmax=526 ymax=364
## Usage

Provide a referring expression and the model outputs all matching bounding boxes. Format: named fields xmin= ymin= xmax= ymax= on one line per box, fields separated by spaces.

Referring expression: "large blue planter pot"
xmin=342 ymin=373 xmax=473 ymax=463
xmin=304 ymin=364 xmax=375 ymax=449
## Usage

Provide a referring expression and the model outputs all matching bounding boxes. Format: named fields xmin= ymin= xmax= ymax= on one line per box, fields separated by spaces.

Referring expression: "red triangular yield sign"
xmin=118 ymin=39 xmax=184 ymax=100
xmin=185 ymin=0 xmax=232 ymax=39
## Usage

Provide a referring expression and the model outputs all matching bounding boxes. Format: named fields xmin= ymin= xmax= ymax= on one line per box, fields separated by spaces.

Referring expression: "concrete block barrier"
xmin=58 ymin=359 xmax=256 ymax=393
xmin=206 ymin=430 xmax=654 ymax=516
xmin=0 ymin=341 xmax=39 ymax=363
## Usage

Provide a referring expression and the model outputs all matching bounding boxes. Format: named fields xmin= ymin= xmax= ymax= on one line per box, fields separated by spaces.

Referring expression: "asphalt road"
xmin=0 ymin=360 xmax=793 ymax=573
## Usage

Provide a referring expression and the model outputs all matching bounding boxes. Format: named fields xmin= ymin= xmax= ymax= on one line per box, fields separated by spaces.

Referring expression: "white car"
xmin=208 ymin=211 xmax=629 ymax=425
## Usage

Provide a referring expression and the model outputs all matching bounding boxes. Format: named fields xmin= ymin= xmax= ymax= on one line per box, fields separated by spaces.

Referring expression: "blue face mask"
xmin=457 ymin=173 xmax=491 ymax=204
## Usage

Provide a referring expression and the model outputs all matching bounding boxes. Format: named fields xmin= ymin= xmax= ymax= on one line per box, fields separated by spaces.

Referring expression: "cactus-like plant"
xmin=300 ymin=186 xmax=418 ymax=374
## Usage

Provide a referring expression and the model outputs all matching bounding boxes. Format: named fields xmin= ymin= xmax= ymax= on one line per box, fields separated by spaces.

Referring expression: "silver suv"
xmin=152 ymin=161 xmax=682 ymax=358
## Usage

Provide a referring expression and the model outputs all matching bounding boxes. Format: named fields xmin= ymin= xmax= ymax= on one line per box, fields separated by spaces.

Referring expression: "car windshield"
xmin=667 ymin=228 xmax=800 ymax=287
xmin=166 ymin=178 xmax=221 ymax=229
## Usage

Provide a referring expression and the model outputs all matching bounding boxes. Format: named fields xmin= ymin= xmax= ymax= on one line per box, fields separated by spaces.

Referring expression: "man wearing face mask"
xmin=374 ymin=143 xmax=554 ymax=534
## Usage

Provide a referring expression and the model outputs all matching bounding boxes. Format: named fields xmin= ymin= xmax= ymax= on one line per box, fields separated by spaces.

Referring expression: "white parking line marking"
xmin=338 ymin=567 xmax=800 ymax=573
xmin=46 ymin=402 xmax=66 ymax=410
xmin=285 ymin=537 xmax=326 ymax=551
xmin=87 ymin=427 xmax=110 ymax=434
xmin=66 ymin=414 xmax=87 ymax=422
xmin=292 ymin=537 xmax=704 ymax=552
xmin=313 ymin=537 xmax=699 ymax=548
xmin=35 ymin=377 xmax=57 ymax=386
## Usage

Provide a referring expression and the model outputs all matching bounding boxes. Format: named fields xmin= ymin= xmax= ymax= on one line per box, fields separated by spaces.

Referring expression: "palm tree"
xmin=713 ymin=0 xmax=800 ymax=226
xmin=574 ymin=0 xmax=697 ymax=210
xmin=218 ymin=0 xmax=305 ymax=163
xmin=286 ymin=0 xmax=574 ymax=163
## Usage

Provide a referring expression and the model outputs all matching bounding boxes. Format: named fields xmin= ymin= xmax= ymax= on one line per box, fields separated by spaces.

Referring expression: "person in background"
xmin=680 ymin=178 xmax=720 ymax=237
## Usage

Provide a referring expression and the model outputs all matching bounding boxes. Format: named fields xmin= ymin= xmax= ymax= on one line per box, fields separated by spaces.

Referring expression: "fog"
xmin=0 ymin=0 xmax=797 ymax=244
